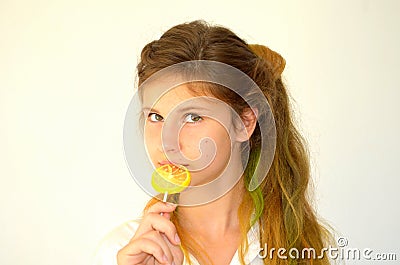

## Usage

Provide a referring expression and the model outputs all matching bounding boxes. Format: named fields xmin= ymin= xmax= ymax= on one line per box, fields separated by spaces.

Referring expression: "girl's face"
xmin=142 ymin=84 xmax=245 ymax=186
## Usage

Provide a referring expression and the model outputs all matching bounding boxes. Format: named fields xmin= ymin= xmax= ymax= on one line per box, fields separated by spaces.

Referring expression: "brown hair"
xmin=139 ymin=20 xmax=332 ymax=265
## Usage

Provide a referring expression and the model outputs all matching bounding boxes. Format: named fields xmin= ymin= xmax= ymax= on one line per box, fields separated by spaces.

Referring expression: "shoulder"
xmin=92 ymin=219 xmax=141 ymax=265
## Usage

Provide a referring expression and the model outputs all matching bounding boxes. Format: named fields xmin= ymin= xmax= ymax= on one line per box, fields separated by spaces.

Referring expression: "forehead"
xmin=142 ymin=84 xmax=223 ymax=113
xmin=142 ymin=84 xmax=193 ymax=105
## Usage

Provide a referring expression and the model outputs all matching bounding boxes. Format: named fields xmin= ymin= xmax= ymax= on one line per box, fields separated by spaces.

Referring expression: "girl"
xmin=94 ymin=20 xmax=332 ymax=265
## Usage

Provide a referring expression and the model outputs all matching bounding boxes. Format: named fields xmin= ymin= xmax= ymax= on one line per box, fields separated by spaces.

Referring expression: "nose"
xmin=158 ymin=124 xmax=181 ymax=153
xmin=160 ymin=142 xmax=178 ymax=153
xmin=159 ymin=138 xmax=179 ymax=153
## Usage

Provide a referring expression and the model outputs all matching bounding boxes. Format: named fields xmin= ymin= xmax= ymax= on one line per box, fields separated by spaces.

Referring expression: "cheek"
xmin=144 ymin=125 xmax=160 ymax=158
xmin=179 ymin=130 xmax=203 ymax=159
xmin=213 ymin=130 xmax=232 ymax=161
xmin=185 ymin=128 xmax=232 ymax=185
xmin=180 ymin=126 xmax=231 ymax=162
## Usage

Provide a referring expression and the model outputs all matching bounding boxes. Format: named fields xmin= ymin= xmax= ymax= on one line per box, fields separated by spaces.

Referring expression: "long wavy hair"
xmin=138 ymin=20 xmax=332 ymax=265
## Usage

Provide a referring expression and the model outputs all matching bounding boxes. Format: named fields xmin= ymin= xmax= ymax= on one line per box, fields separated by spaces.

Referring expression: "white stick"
xmin=162 ymin=192 xmax=168 ymax=202
xmin=160 ymin=192 xmax=168 ymax=216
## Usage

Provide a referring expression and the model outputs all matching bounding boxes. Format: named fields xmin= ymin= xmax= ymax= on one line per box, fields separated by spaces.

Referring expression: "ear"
xmin=235 ymin=108 xmax=258 ymax=142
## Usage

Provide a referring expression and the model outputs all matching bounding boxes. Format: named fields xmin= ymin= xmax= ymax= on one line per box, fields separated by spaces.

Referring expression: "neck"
xmin=178 ymin=178 xmax=245 ymax=238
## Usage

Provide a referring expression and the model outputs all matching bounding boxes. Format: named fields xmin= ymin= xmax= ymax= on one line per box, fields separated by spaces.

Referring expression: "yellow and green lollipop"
xmin=151 ymin=164 xmax=191 ymax=202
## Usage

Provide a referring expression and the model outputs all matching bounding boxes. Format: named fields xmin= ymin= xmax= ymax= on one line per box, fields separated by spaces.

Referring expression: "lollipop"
xmin=151 ymin=164 xmax=191 ymax=202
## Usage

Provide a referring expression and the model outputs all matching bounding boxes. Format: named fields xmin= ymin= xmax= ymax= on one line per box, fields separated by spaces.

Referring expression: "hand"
xmin=117 ymin=202 xmax=184 ymax=265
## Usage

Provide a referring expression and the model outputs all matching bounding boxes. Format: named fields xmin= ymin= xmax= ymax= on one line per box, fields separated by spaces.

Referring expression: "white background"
xmin=1 ymin=0 xmax=399 ymax=264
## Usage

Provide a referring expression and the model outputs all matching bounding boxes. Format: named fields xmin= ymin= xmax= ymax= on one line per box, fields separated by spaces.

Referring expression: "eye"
xmin=148 ymin=113 xmax=164 ymax=122
xmin=184 ymin=113 xmax=203 ymax=123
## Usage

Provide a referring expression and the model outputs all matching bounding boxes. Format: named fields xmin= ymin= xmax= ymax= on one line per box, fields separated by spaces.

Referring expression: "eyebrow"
xmin=141 ymin=106 xmax=211 ymax=113
xmin=141 ymin=107 xmax=160 ymax=113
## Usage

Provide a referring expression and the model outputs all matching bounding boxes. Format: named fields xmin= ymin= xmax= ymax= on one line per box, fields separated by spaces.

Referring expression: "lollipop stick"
xmin=162 ymin=191 xmax=168 ymax=202
xmin=160 ymin=192 xmax=168 ymax=217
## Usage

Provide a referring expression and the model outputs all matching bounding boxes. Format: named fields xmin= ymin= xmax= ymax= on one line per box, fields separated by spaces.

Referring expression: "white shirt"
xmin=92 ymin=219 xmax=264 ymax=265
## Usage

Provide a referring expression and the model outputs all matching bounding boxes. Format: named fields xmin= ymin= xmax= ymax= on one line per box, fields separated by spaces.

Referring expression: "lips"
xmin=158 ymin=160 xmax=189 ymax=167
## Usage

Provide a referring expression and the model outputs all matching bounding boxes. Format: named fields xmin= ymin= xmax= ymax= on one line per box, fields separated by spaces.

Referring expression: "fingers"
xmin=118 ymin=231 xmax=183 ymax=265
xmin=135 ymin=213 xmax=181 ymax=246
xmin=164 ymin=233 xmax=184 ymax=265
xmin=142 ymin=231 xmax=175 ymax=264
xmin=118 ymin=237 xmax=169 ymax=264
xmin=145 ymin=201 xmax=177 ymax=216
xmin=117 ymin=201 xmax=182 ymax=265
xmin=135 ymin=201 xmax=180 ymax=246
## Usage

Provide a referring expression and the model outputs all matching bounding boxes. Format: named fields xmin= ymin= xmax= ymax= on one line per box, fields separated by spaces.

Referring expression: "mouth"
xmin=158 ymin=160 xmax=189 ymax=167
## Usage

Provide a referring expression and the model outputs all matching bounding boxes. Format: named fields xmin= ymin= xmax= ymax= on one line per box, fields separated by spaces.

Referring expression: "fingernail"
xmin=163 ymin=254 xmax=168 ymax=262
xmin=167 ymin=202 xmax=177 ymax=207
xmin=175 ymin=233 xmax=181 ymax=244
xmin=172 ymin=262 xmax=176 ymax=265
